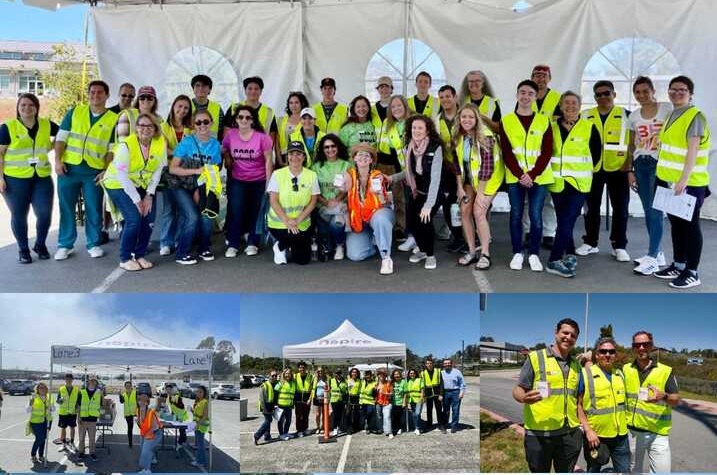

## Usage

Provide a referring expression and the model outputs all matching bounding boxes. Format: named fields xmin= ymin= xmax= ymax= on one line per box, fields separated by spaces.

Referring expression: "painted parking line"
xmin=335 ymin=433 xmax=351 ymax=473
xmin=91 ymin=267 xmax=125 ymax=293
xmin=473 ymin=269 xmax=493 ymax=292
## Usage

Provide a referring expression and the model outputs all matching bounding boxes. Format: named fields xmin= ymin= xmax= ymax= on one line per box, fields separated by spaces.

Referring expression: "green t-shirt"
xmin=311 ymin=159 xmax=351 ymax=202
xmin=392 ymin=379 xmax=407 ymax=406
xmin=339 ymin=121 xmax=377 ymax=149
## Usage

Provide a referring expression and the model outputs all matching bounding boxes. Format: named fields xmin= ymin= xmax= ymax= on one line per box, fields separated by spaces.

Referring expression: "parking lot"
xmin=239 ymin=376 xmax=479 ymax=473
xmin=0 ymin=386 xmax=239 ymax=473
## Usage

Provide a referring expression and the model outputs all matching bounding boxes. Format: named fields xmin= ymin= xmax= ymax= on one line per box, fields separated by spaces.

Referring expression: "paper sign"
xmin=653 ymin=186 xmax=696 ymax=221
xmin=638 ymin=387 xmax=650 ymax=401
xmin=537 ymin=381 xmax=550 ymax=398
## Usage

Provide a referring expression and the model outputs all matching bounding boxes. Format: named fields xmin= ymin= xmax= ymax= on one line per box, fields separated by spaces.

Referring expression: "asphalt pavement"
xmin=480 ymin=369 xmax=717 ymax=472
xmin=239 ymin=377 xmax=479 ymax=473
xmin=0 ymin=392 xmax=239 ymax=473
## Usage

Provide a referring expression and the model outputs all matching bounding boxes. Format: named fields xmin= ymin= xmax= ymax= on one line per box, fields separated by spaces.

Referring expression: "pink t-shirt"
xmin=222 ymin=129 xmax=273 ymax=181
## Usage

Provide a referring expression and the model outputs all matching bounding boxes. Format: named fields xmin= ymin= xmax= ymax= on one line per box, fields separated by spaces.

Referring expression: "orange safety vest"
xmin=376 ymin=381 xmax=393 ymax=406
xmin=348 ymin=168 xmax=387 ymax=233
xmin=137 ymin=407 xmax=163 ymax=440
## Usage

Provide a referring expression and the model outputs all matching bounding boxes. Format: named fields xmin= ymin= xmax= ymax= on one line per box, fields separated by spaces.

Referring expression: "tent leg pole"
xmin=208 ymin=367 xmax=213 ymax=471
xmin=44 ymin=362 xmax=53 ymax=468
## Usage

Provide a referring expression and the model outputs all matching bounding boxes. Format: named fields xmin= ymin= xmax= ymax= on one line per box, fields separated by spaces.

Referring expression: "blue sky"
xmin=1 ymin=2 xmax=91 ymax=43
xmin=240 ymin=294 xmax=478 ymax=358
xmin=480 ymin=293 xmax=717 ymax=351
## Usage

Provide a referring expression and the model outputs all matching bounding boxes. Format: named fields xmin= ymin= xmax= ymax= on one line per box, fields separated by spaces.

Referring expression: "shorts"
xmin=313 ymin=397 xmax=326 ymax=407
xmin=58 ymin=414 xmax=78 ymax=428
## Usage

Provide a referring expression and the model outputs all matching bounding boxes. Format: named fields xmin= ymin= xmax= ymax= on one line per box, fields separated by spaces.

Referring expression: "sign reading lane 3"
xmin=51 ymin=345 xmax=81 ymax=363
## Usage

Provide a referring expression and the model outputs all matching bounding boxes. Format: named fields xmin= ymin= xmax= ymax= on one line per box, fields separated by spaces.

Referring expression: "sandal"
xmin=119 ymin=260 xmax=142 ymax=271
xmin=458 ymin=252 xmax=478 ymax=266
xmin=136 ymin=257 xmax=154 ymax=269
xmin=476 ymin=254 xmax=491 ymax=270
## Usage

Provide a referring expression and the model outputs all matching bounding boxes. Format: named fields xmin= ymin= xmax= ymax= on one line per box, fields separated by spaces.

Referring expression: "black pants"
xmin=424 ymin=395 xmax=444 ymax=428
xmin=391 ymin=404 xmax=405 ymax=434
xmin=441 ymin=174 xmax=464 ymax=242
xmin=178 ymin=427 xmax=187 ymax=445
xmin=408 ymin=193 xmax=441 ymax=256
xmin=269 ymin=228 xmax=312 ymax=264
xmin=524 ymin=428 xmax=582 ymax=473
xmin=124 ymin=416 xmax=134 ymax=447
xmin=583 ymin=169 xmax=629 ymax=249
xmin=659 ymin=180 xmax=707 ymax=270
xmin=294 ymin=399 xmax=311 ymax=432
xmin=331 ymin=401 xmax=345 ymax=431
xmin=347 ymin=399 xmax=361 ymax=433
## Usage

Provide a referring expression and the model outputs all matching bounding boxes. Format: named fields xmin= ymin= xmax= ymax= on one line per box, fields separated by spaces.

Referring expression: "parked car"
xmin=239 ymin=375 xmax=254 ymax=389
xmin=251 ymin=375 xmax=266 ymax=386
xmin=8 ymin=380 xmax=34 ymax=395
xmin=136 ymin=382 xmax=152 ymax=396
xmin=211 ymin=383 xmax=239 ymax=400
xmin=1 ymin=378 xmax=11 ymax=392
xmin=154 ymin=381 xmax=178 ymax=395
xmin=179 ymin=382 xmax=202 ymax=399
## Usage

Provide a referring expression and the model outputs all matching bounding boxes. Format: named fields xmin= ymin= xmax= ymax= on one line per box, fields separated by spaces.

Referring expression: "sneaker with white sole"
xmin=654 ymin=263 xmax=681 ymax=280
xmin=273 ymin=241 xmax=287 ymax=265
xmin=380 ymin=257 xmax=394 ymax=275
xmin=634 ymin=252 xmax=667 ymax=266
xmin=159 ymin=246 xmax=172 ymax=256
xmin=225 ymin=247 xmax=239 ymax=258
xmin=409 ymin=251 xmax=427 ymax=263
xmin=244 ymin=245 xmax=258 ymax=256
xmin=54 ymin=247 xmax=73 ymax=261
xmin=424 ymin=256 xmax=437 ymax=269
xmin=546 ymin=260 xmax=575 ymax=278
xmin=669 ymin=269 xmax=701 ymax=289
xmin=528 ymin=254 xmax=543 ymax=272
xmin=398 ymin=235 xmax=417 ymax=252
xmin=575 ymin=243 xmax=599 ymax=256
xmin=334 ymin=244 xmax=345 ymax=261
xmin=199 ymin=250 xmax=215 ymax=261
xmin=175 ymin=255 xmax=197 ymax=265
xmin=87 ymin=246 xmax=104 ymax=258
xmin=633 ymin=256 xmax=660 ymax=276
xmin=612 ymin=248 xmax=630 ymax=262
xmin=509 ymin=253 xmax=524 ymax=270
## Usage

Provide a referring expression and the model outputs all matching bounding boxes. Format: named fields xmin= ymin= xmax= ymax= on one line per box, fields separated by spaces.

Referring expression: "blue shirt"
xmin=577 ymin=366 xmax=612 ymax=395
xmin=441 ymin=368 xmax=466 ymax=391
xmin=173 ymin=134 xmax=222 ymax=168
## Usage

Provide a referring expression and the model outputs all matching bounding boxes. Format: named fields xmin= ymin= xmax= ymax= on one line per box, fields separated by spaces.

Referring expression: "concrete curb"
xmin=480 ymin=407 xmax=525 ymax=437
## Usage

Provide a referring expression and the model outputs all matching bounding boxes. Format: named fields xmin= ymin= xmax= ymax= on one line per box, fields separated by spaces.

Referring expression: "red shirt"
xmin=499 ymin=113 xmax=553 ymax=181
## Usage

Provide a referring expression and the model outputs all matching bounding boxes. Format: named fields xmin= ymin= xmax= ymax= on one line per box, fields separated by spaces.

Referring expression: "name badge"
xmin=29 ymin=156 xmax=40 ymax=165
xmin=638 ymin=387 xmax=650 ymax=401
xmin=537 ymin=381 xmax=550 ymax=398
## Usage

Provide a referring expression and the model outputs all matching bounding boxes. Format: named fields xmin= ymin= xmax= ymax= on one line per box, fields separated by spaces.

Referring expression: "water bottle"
xmin=311 ymin=238 xmax=318 ymax=261
xmin=450 ymin=203 xmax=462 ymax=227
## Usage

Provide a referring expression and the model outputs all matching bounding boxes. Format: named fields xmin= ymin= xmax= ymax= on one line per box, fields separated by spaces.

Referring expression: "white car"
xmin=211 ymin=384 xmax=239 ymax=400
xmin=155 ymin=381 xmax=178 ymax=395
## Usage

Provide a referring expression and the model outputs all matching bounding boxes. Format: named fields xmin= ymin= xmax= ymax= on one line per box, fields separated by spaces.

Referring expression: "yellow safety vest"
xmin=289 ymin=127 xmax=326 ymax=168
xmin=657 ymin=106 xmax=711 ymax=187
xmin=229 ymin=102 xmax=275 ymax=133
xmin=455 ymin=131 xmax=504 ymax=195
xmin=582 ymin=106 xmax=629 ymax=172
xmin=29 ymin=394 xmax=53 ymax=424
xmin=523 ymin=348 xmax=580 ymax=433
xmin=79 ymin=389 xmax=102 ymax=418
xmin=623 ymin=362 xmax=673 ymax=436
xmin=502 ymin=112 xmax=554 ymax=185
xmin=312 ymin=102 xmax=348 ymax=134
xmin=121 ymin=388 xmax=137 ymax=418
xmin=193 ymin=398 xmax=210 ymax=433
xmin=276 ymin=380 xmax=296 ymax=408
xmin=532 ymin=89 xmax=561 ymax=118
xmin=160 ymin=122 xmax=192 ymax=152
xmin=408 ymin=95 xmax=438 ymax=118
xmin=278 ymin=116 xmax=300 ymax=155
xmin=197 ymin=164 xmax=223 ymax=195
xmin=465 ymin=95 xmax=499 ymax=119
xmin=104 ymin=134 xmax=166 ymax=190
xmin=3 ymin=118 xmax=52 ymax=178
xmin=436 ymin=114 xmax=455 ymax=164
xmin=330 ymin=378 xmax=347 ymax=403
xmin=267 ymin=167 xmax=316 ymax=231
xmin=347 ymin=379 xmax=361 ymax=397
xmin=168 ymin=393 xmax=187 ymax=421
xmin=582 ymin=365 xmax=627 ymax=438
xmin=257 ymin=380 xmax=275 ymax=411
xmin=191 ymin=100 xmax=221 ymax=138
xmin=57 ymin=385 xmax=79 ymax=416
xmin=407 ymin=378 xmax=423 ymax=404
xmin=295 ymin=373 xmax=314 ymax=397
xmin=63 ymin=105 xmax=118 ymax=170
xmin=548 ymin=119 xmax=594 ymax=193
xmin=371 ymin=103 xmax=385 ymax=143
xmin=359 ymin=380 xmax=377 ymax=405
xmin=117 ymin=108 xmax=139 ymax=141
xmin=378 ymin=120 xmax=406 ymax=169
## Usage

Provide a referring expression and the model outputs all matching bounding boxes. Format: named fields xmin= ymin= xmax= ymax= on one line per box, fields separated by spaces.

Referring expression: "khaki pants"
xmin=376 ymin=163 xmax=406 ymax=233
xmin=78 ymin=420 xmax=97 ymax=454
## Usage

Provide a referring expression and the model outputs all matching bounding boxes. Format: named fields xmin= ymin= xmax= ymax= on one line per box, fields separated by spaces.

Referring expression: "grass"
xmin=679 ymin=389 xmax=717 ymax=403
xmin=480 ymin=412 xmax=529 ymax=473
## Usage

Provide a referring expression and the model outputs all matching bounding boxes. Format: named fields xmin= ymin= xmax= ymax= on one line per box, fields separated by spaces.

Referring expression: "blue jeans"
xmin=443 ymin=389 xmax=461 ymax=431
xmin=139 ymin=429 xmax=162 ymax=469
xmin=409 ymin=401 xmax=423 ymax=432
xmin=159 ymin=187 xmax=178 ymax=249
xmin=2 ymin=174 xmax=53 ymax=252
xmin=549 ymin=186 xmax=586 ymax=262
xmin=195 ymin=429 xmax=206 ymax=466
xmin=57 ymin=162 xmax=103 ymax=249
xmin=278 ymin=405 xmax=293 ymax=436
xmin=346 ymin=208 xmax=394 ymax=260
xmin=380 ymin=404 xmax=392 ymax=435
xmin=508 ymin=183 xmax=547 ymax=255
xmin=587 ymin=433 xmax=630 ymax=472
xmin=171 ymin=187 xmax=213 ymax=257
xmin=31 ymin=421 xmax=48 ymax=457
xmin=634 ymin=155 xmax=664 ymax=256
xmin=227 ymin=178 xmax=265 ymax=248
xmin=106 ymin=188 xmax=155 ymax=262
xmin=360 ymin=404 xmax=376 ymax=432
xmin=315 ymin=208 xmax=346 ymax=251
xmin=254 ymin=412 xmax=273 ymax=441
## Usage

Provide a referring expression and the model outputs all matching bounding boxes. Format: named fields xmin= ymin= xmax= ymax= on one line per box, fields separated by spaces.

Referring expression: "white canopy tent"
xmin=49 ymin=322 xmax=216 ymax=469
xmin=282 ymin=319 xmax=406 ymax=367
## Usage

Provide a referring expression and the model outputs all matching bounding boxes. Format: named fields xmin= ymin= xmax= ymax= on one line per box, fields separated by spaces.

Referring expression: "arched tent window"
xmin=581 ymin=37 xmax=680 ymax=110
xmin=365 ymin=38 xmax=446 ymax=103
xmin=162 ymin=46 xmax=239 ymax=116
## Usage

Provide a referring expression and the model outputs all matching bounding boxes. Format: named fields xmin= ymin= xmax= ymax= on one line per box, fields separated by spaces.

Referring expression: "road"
xmin=480 ymin=369 xmax=717 ymax=472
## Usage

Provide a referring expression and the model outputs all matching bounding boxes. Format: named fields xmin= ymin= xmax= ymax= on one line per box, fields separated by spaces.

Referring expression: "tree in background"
xmin=599 ymin=324 xmax=614 ymax=338
xmin=41 ymin=43 xmax=97 ymax=122
xmin=195 ymin=336 xmax=238 ymax=377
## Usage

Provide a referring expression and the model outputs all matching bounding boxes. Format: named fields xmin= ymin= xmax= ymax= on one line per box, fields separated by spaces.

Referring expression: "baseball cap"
xmin=287 ymin=141 xmax=307 ymax=155
xmin=300 ymin=107 xmax=316 ymax=119
xmin=531 ymin=64 xmax=551 ymax=76
xmin=137 ymin=85 xmax=156 ymax=98
xmin=320 ymin=77 xmax=336 ymax=89
xmin=376 ymin=76 xmax=393 ymax=89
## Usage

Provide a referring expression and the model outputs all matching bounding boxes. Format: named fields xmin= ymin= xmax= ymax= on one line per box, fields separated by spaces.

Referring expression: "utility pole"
xmin=584 ymin=293 xmax=590 ymax=353
xmin=0 ymin=343 xmax=3 ymax=378
xmin=461 ymin=340 xmax=465 ymax=373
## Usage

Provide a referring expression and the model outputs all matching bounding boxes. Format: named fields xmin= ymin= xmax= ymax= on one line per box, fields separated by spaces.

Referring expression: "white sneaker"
xmin=398 ymin=235 xmax=417 ymax=252
xmin=364 ymin=429 xmax=368 ymax=434
xmin=272 ymin=241 xmax=287 ymax=265
xmin=159 ymin=246 xmax=171 ymax=256
xmin=331 ymin=428 xmax=337 ymax=436
xmin=54 ymin=247 xmax=73 ymax=261
xmin=509 ymin=253 xmax=524 ymax=270
xmin=575 ymin=243 xmax=599 ymax=256
xmin=634 ymin=256 xmax=660 ymax=276
xmin=414 ymin=429 xmax=421 ymax=435
xmin=333 ymin=244 xmax=345 ymax=261
xmin=656 ymin=251 xmax=666 ymax=266
xmin=409 ymin=251 xmax=427 ymax=263
xmin=612 ymin=248 xmax=630 ymax=262
xmin=244 ymin=245 xmax=258 ymax=256
xmin=388 ymin=433 xmax=394 ymax=439
xmin=380 ymin=257 xmax=394 ymax=275
xmin=397 ymin=429 xmax=402 ymax=435
xmin=424 ymin=256 xmax=437 ymax=270
xmin=528 ymin=254 xmax=543 ymax=272
xmin=87 ymin=246 xmax=104 ymax=258
xmin=225 ymin=247 xmax=238 ymax=258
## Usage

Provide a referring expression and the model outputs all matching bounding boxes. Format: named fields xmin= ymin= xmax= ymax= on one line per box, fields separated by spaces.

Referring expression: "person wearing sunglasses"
xmin=576 ymin=337 xmax=630 ymax=473
xmin=513 ymin=318 xmax=582 ymax=473
xmin=266 ymin=140 xmax=319 ymax=265
xmin=576 ymin=80 xmax=631 ymax=263
xmin=168 ymin=109 xmax=222 ymax=265
xmin=103 ymin=113 xmax=166 ymax=271
xmin=622 ymin=331 xmax=679 ymax=472
xmin=108 ymin=83 xmax=136 ymax=114
xmin=339 ymin=95 xmax=378 ymax=150
xmin=221 ymin=104 xmax=273 ymax=259
xmin=653 ymin=75 xmax=711 ymax=289
xmin=115 ymin=86 xmax=161 ymax=142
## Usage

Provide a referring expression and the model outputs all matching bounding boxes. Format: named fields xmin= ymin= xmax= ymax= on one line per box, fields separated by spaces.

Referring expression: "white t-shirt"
xmin=628 ymin=102 xmax=672 ymax=159
xmin=266 ymin=169 xmax=320 ymax=194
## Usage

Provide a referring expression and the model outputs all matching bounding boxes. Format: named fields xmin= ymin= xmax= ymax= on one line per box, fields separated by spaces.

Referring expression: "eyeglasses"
xmin=120 ymin=94 xmax=135 ymax=99
xmin=632 ymin=341 xmax=653 ymax=349
xmin=323 ymin=144 xmax=337 ymax=150
xmin=138 ymin=95 xmax=154 ymax=102
xmin=598 ymin=349 xmax=617 ymax=355
xmin=136 ymin=123 xmax=154 ymax=129
xmin=194 ymin=119 xmax=211 ymax=126
xmin=594 ymin=90 xmax=613 ymax=98
xmin=291 ymin=176 xmax=299 ymax=192
xmin=668 ymin=88 xmax=689 ymax=94
xmin=236 ymin=114 xmax=252 ymax=121
xmin=355 ymin=152 xmax=372 ymax=160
